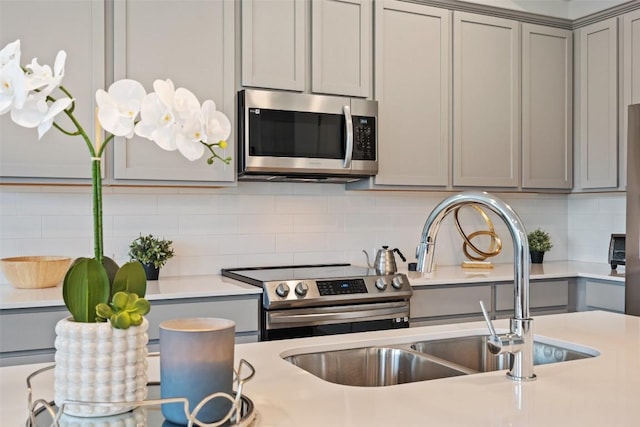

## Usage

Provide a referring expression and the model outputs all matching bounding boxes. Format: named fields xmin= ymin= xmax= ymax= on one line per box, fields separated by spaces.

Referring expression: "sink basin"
xmin=411 ymin=335 xmax=598 ymax=373
xmin=285 ymin=346 xmax=467 ymax=387
xmin=284 ymin=334 xmax=598 ymax=387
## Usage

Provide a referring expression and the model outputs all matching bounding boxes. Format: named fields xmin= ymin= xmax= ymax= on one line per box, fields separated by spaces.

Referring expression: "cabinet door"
xmin=0 ymin=0 xmax=104 ymax=181
xmin=521 ymin=24 xmax=573 ymax=189
xmin=410 ymin=285 xmax=492 ymax=319
xmin=577 ymin=18 xmax=618 ymax=189
xmin=496 ymin=280 xmax=569 ymax=312
xmin=241 ymin=0 xmax=305 ymax=91
xmin=112 ymin=0 xmax=234 ymax=184
xmin=584 ymin=279 xmax=624 ymax=312
xmin=373 ymin=1 xmax=450 ymax=186
xmin=453 ymin=12 xmax=520 ymax=188
xmin=311 ymin=0 xmax=371 ymax=97
xmin=621 ymin=9 xmax=640 ymax=188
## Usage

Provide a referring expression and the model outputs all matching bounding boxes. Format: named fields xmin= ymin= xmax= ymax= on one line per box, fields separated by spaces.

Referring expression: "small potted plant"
xmin=129 ymin=234 xmax=175 ymax=280
xmin=527 ymin=228 xmax=553 ymax=263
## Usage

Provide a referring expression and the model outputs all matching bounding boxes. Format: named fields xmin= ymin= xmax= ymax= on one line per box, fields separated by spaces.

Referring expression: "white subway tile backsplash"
xmin=18 ymin=192 xmax=90 ymax=215
xmin=178 ymin=214 xmax=238 ymax=235
xmin=0 ymin=192 xmax=17 ymax=215
xmin=0 ymin=185 xmax=626 ymax=274
xmin=294 ymin=214 xmax=344 ymax=233
xmin=218 ymin=234 xmax=275 ymax=255
xmin=157 ymin=194 xmax=219 ymax=215
xmin=239 ymin=214 xmax=293 ymax=234
xmin=0 ymin=216 xmax=42 ymax=239
xmin=42 ymin=216 xmax=94 ymax=238
xmin=276 ymin=195 xmax=328 ymax=214
xmin=112 ymin=215 xmax=179 ymax=237
xmin=276 ymin=232 xmax=327 ymax=253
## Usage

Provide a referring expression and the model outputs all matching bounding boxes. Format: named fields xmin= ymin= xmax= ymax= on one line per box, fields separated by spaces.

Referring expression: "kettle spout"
xmin=362 ymin=250 xmax=374 ymax=268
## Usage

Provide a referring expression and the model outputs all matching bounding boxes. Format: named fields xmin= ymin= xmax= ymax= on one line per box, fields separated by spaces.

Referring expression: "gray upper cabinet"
xmin=311 ymin=0 xmax=371 ymax=97
xmin=620 ymin=8 xmax=640 ymax=189
xmin=521 ymin=24 xmax=573 ymax=189
xmin=0 ymin=0 xmax=104 ymax=182
xmin=241 ymin=0 xmax=305 ymax=91
xmin=575 ymin=18 xmax=618 ymax=190
xmin=241 ymin=0 xmax=371 ymax=98
xmin=373 ymin=0 xmax=450 ymax=186
xmin=111 ymin=0 xmax=235 ymax=184
xmin=452 ymin=12 xmax=520 ymax=188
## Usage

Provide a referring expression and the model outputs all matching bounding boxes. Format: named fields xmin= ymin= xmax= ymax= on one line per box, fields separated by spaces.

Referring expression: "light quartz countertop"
xmin=0 ymin=261 xmax=624 ymax=310
xmin=0 ymin=274 xmax=261 ymax=310
xmin=1 ymin=311 xmax=639 ymax=426
xmin=405 ymin=260 xmax=625 ymax=286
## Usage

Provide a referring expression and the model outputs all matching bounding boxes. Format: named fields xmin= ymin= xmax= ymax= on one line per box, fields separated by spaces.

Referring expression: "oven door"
xmin=261 ymin=301 xmax=409 ymax=341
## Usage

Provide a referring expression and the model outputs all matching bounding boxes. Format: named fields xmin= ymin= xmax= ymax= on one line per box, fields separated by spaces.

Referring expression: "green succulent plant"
xmin=62 ymin=258 xmax=148 ymax=326
xmin=96 ymin=291 xmax=151 ymax=329
xmin=527 ymin=228 xmax=553 ymax=252
xmin=129 ymin=234 xmax=175 ymax=269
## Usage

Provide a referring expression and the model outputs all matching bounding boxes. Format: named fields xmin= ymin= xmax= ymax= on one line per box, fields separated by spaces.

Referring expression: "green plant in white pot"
xmin=1 ymin=39 xmax=230 ymax=417
xmin=129 ymin=234 xmax=175 ymax=280
xmin=527 ymin=228 xmax=553 ymax=264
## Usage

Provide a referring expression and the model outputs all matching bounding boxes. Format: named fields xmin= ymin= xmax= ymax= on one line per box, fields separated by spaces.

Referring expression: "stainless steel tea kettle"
xmin=363 ymin=246 xmax=406 ymax=275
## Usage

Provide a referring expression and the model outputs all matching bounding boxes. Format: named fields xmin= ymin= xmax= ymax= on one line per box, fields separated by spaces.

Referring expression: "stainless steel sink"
xmin=410 ymin=335 xmax=597 ymax=373
xmin=284 ymin=346 xmax=467 ymax=387
xmin=284 ymin=335 xmax=598 ymax=386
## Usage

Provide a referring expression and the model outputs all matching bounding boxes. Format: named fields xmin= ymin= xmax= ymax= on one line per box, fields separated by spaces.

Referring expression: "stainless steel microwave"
xmin=237 ymin=89 xmax=378 ymax=183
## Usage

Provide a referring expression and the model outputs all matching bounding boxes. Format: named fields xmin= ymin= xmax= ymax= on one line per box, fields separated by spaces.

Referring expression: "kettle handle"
xmin=394 ymin=248 xmax=407 ymax=262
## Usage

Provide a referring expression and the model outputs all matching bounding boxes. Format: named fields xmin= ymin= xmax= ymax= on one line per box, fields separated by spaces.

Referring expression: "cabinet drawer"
xmin=410 ymin=285 xmax=492 ymax=318
xmin=146 ymin=296 xmax=260 ymax=341
xmin=0 ymin=306 xmax=68 ymax=353
xmin=496 ymin=280 xmax=568 ymax=311
xmin=585 ymin=280 xmax=624 ymax=312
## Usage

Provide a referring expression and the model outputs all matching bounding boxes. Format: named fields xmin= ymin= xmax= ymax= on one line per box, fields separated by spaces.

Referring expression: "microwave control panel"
xmin=353 ymin=116 xmax=376 ymax=161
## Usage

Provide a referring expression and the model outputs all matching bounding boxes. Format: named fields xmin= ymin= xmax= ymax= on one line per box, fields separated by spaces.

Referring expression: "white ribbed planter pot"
xmin=54 ymin=317 xmax=149 ymax=417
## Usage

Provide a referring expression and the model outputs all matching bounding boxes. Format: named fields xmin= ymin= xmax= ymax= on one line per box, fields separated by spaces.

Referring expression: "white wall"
xmin=0 ymin=184 xmax=572 ymax=281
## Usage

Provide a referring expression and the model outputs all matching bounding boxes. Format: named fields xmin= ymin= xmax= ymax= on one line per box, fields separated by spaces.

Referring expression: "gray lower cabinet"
xmin=577 ymin=278 xmax=625 ymax=313
xmin=410 ymin=283 xmax=492 ymax=327
xmin=495 ymin=279 xmax=572 ymax=318
xmin=0 ymin=295 xmax=259 ymax=367
xmin=410 ymin=279 xmax=574 ymax=327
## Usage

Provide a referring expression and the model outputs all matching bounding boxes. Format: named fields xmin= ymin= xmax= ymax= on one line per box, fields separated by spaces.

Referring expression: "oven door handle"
xmin=266 ymin=303 xmax=408 ymax=326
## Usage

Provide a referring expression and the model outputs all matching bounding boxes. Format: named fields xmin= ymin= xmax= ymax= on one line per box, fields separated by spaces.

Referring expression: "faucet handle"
xmin=479 ymin=300 xmax=497 ymax=336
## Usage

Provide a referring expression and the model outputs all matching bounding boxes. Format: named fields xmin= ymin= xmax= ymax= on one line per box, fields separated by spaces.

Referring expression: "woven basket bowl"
xmin=0 ymin=256 xmax=71 ymax=289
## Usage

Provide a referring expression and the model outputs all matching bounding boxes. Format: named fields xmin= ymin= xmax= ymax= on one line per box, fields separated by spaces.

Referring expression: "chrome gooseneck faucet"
xmin=416 ymin=191 xmax=536 ymax=381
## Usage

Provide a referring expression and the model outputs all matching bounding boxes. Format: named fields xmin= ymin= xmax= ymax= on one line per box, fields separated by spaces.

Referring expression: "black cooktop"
xmin=221 ymin=264 xmax=375 ymax=287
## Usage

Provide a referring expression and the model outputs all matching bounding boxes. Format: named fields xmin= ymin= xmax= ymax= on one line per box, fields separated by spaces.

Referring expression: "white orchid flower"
xmin=9 ymin=50 xmax=71 ymax=134
xmin=135 ymin=80 xmax=208 ymax=161
xmin=96 ymin=79 xmax=146 ymax=138
xmin=0 ymin=39 xmax=20 ymax=67
xmin=24 ymin=50 xmax=66 ymax=96
xmin=175 ymin=111 xmax=206 ymax=161
xmin=201 ymin=100 xmax=231 ymax=143
xmin=37 ymin=97 xmax=73 ymax=138
xmin=0 ymin=40 xmax=26 ymax=114
xmin=0 ymin=56 xmax=26 ymax=114
xmin=135 ymin=92 xmax=177 ymax=151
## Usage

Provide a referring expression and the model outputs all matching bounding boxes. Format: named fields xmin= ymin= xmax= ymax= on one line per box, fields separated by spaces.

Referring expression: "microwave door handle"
xmin=343 ymin=105 xmax=353 ymax=168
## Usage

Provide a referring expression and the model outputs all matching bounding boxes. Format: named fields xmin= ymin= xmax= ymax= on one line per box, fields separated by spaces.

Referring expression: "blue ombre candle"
xmin=159 ymin=318 xmax=235 ymax=425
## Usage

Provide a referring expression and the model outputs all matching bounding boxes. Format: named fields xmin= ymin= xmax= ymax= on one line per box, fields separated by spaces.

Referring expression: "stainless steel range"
xmin=221 ymin=264 xmax=412 ymax=341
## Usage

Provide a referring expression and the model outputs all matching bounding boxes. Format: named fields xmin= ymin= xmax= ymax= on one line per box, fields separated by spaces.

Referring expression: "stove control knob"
xmin=275 ymin=283 xmax=290 ymax=298
xmin=392 ymin=276 xmax=405 ymax=289
xmin=375 ymin=277 xmax=388 ymax=290
xmin=295 ymin=282 xmax=309 ymax=297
